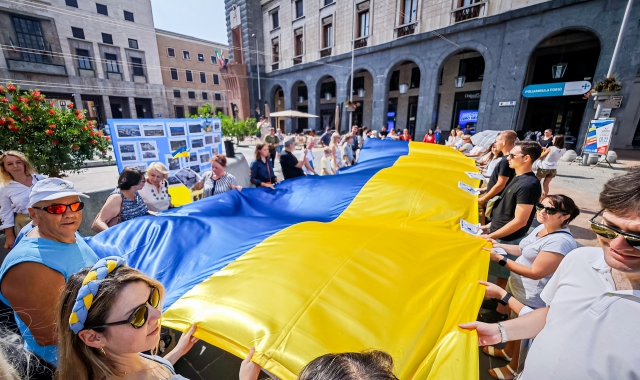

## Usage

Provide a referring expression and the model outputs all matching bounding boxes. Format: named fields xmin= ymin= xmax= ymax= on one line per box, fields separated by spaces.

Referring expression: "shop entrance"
xmin=451 ymin=91 xmax=480 ymax=132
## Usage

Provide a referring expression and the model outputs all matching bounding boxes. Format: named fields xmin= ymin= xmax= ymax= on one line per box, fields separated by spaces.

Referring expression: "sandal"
xmin=482 ymin=346 xmax=512 ymax=361
xmin=488 ymin=364 xmax=516 ymax=380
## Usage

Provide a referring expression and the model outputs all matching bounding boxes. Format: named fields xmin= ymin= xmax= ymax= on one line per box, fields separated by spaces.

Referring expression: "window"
xmin=128 ymin=39 xmax=138 ymax=49
xmin=76 ymin=49 xmax=92 ymax=70
xmin=167 ymin=47 xmax=176 ymax=57
xmin=104 ymin=53 xmax=119 ymax=73
xmin=124 ymin=11 xmax=134 ymax=22
xmin=322 ymin=17 xmax=333 ymax=48
xmin=294 ymin=0 xmax=304 ymax=18
xmin=324 ymin=0 xmax=334 ymax=4
xmin=96 ymin=3 xmax=108 ymax=15
xmin=210 ymin=55 xmax=217 ymax=64
xmin=353 ymin=77 xmax=365 ymax=94
xmin=459 ymin=56 xmax=485 ymax=82
xmin=175 ymin=106 xmax=184 ymax=118
xmin=170 ymin=68 xmax=178 ymax=80
xmin=189 ymin=106 xmax=198 ymax=115
xmin=214 ymin=93 xmax=222 ymax=101
xmin=272 ymin=38 xmax=280 ymax=62
xmin=131 ymin=57 xmax=144 ymax=76
xmin=356 ymin=1 xmax=370 ymax=38
xmin=183 ymin=50 xmax=190 ymax=60
xmin=200 ymin=72 xmax=206 ymax=83
xmin=185 ymin=70 xmax=193 ymax=82
xmin=71 ymin=27 xmax=85 ymax=39
xmin=294 ymin=28 xmax=303 ymax=56
xmin=197 ymin=53 xmax=204 ymax=62
xmin=271 ymin=9 xmax=279 ymax=29
xmin=400 ymin=0 xmax=417 ymax=24
xmin=202 ymin=92 xmax=208 ymax=100
xmin=173 ymin=90 xmax=181 ymax=98
xmin=213 ymin=74 xmax=220 ymax=85
xmin=65 ymin=0 xmax=78 ymax=7
xmin=102 ymin=33 xmax=113 ymax=44
xmin=11 ymin=16 xmax=50 ymax=64
xmin=410 ymin=66 xmax=421 ymax=88
xmin=389 ymin=70 xmax=400 ymax=91
xmin=188 ymin=91 xmax=196 ymax=99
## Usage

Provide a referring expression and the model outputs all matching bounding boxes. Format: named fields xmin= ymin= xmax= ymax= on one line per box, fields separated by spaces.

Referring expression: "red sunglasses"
xmin=32 ymin=201 xmax=84 ymax=215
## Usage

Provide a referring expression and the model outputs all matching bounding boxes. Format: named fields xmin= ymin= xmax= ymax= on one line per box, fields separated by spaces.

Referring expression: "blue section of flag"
xmin=87 ymin=139 xmax=409 ymax=310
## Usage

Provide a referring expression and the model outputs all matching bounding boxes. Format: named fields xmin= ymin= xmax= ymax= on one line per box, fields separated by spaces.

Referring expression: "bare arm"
xmin=331 ymin=146 xmax=338 ymax=172
xmin=539 ymin=147 xmax=551 ymax=159
xmin=93 ymin=195 xmax=122 ymax=232
xmin=502 ymin=251 xmax=564 ymax=280
xmin=478 ymin=280 xmax=526 ymax=315
xmin=303 ymin=159 xmax=314 ymax=174
xmin=0 ymin=189 xmax=16 ymax=249
xmin=488 ymin=204 xmax=535 ymax=240
xmin=478 ymin=175 xmax=509 ymax=205
xmin=460 ymin=307 xmax=549 ymax=346
xmin=191 ymin=179 xmax=205 ymax=191
xmin=494 ymin=242 xmax=522 ymax=256
xmin=1 ymin=263 xmax=65 ymax=346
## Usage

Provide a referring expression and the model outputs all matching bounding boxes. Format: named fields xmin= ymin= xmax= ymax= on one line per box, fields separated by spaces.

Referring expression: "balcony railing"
xmin=293 ymin=55 xmax=303 ymax=65
xmin=320 ymin=47 xmax=332 ymax=58
xmin=354 ymin=36 xmax=368 ymax=49
xmin=4 ymin=46 xmax=67 ymax=76
xmin=395 ymin=22 xmax=417 ymax=38
xmin=451 ymin=1 xmax=486 ymax=23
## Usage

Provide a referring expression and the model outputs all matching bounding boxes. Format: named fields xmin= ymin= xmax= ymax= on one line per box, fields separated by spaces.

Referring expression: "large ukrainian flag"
xmin=88 ymin=139 xmax=489 ymax=380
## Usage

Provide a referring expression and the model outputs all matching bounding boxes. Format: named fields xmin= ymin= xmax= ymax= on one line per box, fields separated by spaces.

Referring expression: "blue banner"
xmin=107 ymin=118 xmax=223 ymax=175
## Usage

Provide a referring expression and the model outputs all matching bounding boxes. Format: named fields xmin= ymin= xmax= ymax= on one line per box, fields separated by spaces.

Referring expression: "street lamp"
xmin=551 ymin=63 xmax=567 ymax=79
xmin=358 ymin=88 xmax=365 ymax=97
xmin=252 ymin=34 xmax=261 ymax=114
xmin=399 ymin=84 xmax=409 ymax=94
xmin=325 ymin=92 xmax=332 ymax=101
xmin=455 ymin=76 xmax=466 ymax=88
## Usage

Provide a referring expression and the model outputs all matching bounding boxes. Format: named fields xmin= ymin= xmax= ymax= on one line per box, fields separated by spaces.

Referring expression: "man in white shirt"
xmin=461 ymin=167 xmax=640 ymax=379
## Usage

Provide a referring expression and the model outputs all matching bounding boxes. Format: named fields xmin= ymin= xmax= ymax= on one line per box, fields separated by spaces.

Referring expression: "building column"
xmin=73 ymin=93 xmax=83 ymax=110
xmin=371 ymin=75 xmax=387 ymax=133
xmin=416 ymin=68 xmax=436 ymax=140
xmin=284 ymin=89 xmax=295 ymax=134
xmin=127 ymin=97 xmax=137 ymax=119
xmin=101 ymin=95 xmax=113 ymax=120
xmin=307 ymin=85 xmax=318 ymax=132
xmin=336 ymin=83 xmax=348 ymax=133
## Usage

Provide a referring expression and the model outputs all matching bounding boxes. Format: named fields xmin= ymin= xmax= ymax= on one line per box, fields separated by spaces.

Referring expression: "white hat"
xmin=29 ymin=178 xmax=89 ymax=207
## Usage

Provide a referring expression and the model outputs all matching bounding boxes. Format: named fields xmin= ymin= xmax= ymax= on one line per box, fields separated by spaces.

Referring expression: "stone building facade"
xmin=227 ymin=0 xmax=640 ymax=151
xmin=0 ymin=0 xmax=169 ymax=125
xmin=155 ymin=29 xmax=230 ymax=118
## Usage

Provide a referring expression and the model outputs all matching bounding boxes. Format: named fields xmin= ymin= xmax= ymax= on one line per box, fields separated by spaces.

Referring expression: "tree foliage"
xmin=0 ymin=83 xmax=112 ymax=177
xmin=217 ymin=111 xmax=257 ymax=145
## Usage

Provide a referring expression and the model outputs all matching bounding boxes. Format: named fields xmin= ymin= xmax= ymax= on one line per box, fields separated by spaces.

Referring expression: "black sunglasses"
xmin=535 ymin=202 xmax=567 ymax=216
xmin=589 ymin=210 xmax=640 ymax=248
xmin=32 ymin=201 xmax=84 ymax=215
xmin=89 ymin=287 xmax=160 ymax=330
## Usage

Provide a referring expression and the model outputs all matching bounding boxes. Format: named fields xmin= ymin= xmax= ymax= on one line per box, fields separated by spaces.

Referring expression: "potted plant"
xmin=0 ymin=83 xmax=112 ymax=177
xmin=592 ymin=76 xmax=623 ymax=95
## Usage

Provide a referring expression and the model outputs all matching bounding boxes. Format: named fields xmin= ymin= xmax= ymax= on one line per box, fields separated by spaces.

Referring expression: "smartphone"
xmin=303 ymin=144 xmax=307 ymax=149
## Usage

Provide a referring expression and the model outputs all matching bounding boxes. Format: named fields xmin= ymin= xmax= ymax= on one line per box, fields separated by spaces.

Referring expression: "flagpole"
xmin=349 ymin=0 xmax=356 ymax=132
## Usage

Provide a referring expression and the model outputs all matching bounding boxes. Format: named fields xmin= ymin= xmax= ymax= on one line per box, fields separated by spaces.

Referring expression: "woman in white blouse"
xmin=139 ymin=162 xmax=173 ymax=212
xmin=0 ymin=151 xmax=46 ymax=249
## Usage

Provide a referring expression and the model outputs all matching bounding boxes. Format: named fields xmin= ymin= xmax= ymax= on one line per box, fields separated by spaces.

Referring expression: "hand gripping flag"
xmin=88 ymin=139 xmax=489 ymax=380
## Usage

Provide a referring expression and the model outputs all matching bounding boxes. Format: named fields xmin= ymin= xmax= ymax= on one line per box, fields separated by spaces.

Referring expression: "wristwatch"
xmin=498 ymin=293 xmax=512 ymax=306
xmin=498 ymin=256 xmax=508 ymax=267
xmin=497 ymin=322 xmax=508 ymax=343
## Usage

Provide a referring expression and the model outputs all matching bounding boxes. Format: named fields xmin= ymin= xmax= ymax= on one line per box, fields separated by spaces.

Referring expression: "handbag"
xmin=91 ymin=193 xmax=123 ymax=233
xmin=485 ymin=195 xmax=502 ymax=219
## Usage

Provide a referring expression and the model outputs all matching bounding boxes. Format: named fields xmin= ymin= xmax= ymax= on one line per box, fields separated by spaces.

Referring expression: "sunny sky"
xmin=150 ymin=0 xmax=229 ymax=44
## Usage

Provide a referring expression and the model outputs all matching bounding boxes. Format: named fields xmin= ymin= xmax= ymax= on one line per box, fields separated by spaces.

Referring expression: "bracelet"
xmin=497 ymin=322 xmax=508 ymax=343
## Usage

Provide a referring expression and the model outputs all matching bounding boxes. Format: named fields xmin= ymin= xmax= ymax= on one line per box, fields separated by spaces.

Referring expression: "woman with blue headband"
xmin=56 ymin=257 xmax=261 ymax=380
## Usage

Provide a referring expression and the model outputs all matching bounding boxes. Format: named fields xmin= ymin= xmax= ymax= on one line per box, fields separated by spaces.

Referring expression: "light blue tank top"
xmin=0 ymin=228 xmax=98 ymax=365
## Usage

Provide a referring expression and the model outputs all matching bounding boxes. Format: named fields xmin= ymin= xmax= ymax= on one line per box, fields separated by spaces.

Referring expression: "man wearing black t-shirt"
xmin=482 ymin=141 xmax=542 ymax=293
xmin=280 ymin=139 xmax=307 ymax=180
xmin=479 ymin=130 xmax=517 ymax=206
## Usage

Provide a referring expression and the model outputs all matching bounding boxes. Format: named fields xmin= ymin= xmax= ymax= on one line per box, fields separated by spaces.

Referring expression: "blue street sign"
xmin=522 ymin=81 xmax=591 ymax=98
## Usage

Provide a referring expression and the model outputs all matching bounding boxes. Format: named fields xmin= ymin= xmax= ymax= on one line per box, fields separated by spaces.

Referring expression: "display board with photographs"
xmin=108 ymin=118 xmax=223 ymax=174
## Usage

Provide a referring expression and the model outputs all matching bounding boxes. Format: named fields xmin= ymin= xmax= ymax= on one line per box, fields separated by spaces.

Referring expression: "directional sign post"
xmin=522 ymin=81 xmax=592 ymax=98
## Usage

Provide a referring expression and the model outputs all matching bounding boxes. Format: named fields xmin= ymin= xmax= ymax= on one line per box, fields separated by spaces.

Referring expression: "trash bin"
xmin=224 ymin=140 xmax=235 ymax=158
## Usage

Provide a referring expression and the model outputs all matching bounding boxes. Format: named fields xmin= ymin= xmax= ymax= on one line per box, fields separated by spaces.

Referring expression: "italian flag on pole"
xmin=215 ymin=49 xmax=227 ymax=70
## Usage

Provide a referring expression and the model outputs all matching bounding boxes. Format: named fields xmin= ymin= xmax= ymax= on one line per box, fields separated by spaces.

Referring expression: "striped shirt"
xmin=202 ymin=172 xmax=237 ymax=198
xmin=111 ymin=190 xmax=148 ymax=222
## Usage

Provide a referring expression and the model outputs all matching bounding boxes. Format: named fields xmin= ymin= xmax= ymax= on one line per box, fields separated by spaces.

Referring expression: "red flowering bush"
xmin=0 ymin=83 xmax=112 ymax=176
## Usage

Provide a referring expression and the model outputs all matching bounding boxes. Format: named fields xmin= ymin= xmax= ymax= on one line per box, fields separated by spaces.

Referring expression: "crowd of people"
xmin=0 ymin=119 xmax=639 ymax=380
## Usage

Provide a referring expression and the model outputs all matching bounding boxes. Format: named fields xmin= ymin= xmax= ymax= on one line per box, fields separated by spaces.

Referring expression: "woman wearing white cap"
xmin=0 ymin=151 xmax=47 ymax=249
